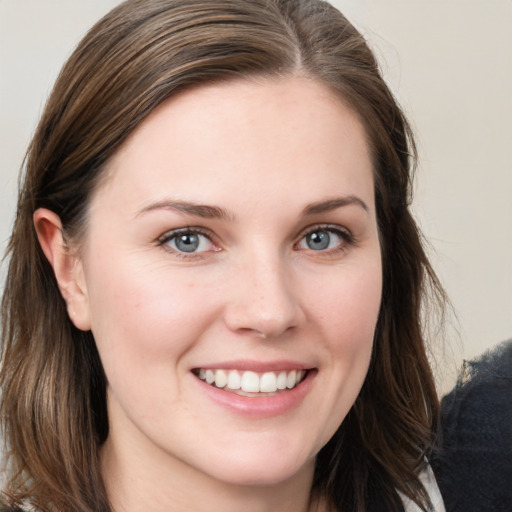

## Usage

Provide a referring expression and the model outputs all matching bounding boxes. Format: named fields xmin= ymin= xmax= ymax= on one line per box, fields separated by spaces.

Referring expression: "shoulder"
xmin=441 ymin=339 xmax=512 ymax=418
xmin=431 ymin=340 xmax=512 ymax=512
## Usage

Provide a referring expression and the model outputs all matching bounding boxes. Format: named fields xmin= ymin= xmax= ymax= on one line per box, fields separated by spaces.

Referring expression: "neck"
xmin=101 ymin=430 xmax=321 ymax=512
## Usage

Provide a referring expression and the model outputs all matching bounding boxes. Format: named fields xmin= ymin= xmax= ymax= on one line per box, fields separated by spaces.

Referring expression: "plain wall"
xmin=1 ymin=0 xmax=511 ymax=391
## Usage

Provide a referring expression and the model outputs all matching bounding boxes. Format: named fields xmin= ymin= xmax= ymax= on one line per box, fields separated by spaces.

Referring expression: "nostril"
xmin=234 ymin=324 xmax=297 ymax=340
xmin=222 ymin=268 xmax=305 ymax=338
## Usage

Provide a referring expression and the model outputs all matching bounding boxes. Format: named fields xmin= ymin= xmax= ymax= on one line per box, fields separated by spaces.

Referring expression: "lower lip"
xmin=194 ymin=370 xmax=317 ymax=418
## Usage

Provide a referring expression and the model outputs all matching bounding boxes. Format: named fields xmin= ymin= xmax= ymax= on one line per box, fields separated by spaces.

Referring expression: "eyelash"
xmin=158 ymin=227 xmax=219 ymax=259
xmin=157 ymin=224 xmax=355 ymax=259
xmin=295 ymin=224 xmax=355 ymax=256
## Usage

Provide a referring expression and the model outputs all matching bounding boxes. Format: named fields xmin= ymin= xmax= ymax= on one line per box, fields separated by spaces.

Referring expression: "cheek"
xmin=313 ymin=259 xmax=381 ymax=396
xmin=84 ymin=257 xmax=216 ymax=378
xmin=299 ymin=261 xmax=381 ymax=452
xmin=313 ymin=261 xmax=382 ymax=347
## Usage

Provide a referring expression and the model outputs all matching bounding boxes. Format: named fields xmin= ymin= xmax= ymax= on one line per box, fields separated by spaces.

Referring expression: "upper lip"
xmin=192 ymin=360 xmax=315 ymax=372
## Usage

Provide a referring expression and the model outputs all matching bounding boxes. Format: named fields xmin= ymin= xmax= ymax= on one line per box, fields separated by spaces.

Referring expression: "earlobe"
xmin=33 ymin=208 xmax=91 ymax=331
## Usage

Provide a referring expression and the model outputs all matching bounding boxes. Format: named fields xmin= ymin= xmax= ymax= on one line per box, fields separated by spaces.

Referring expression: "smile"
xmin=195 ymin=369 xmax=307 ymax=394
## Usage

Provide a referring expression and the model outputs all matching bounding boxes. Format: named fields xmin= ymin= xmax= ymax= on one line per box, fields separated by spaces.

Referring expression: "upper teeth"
xmin=197 ymin=369 xmax=306 ymax=393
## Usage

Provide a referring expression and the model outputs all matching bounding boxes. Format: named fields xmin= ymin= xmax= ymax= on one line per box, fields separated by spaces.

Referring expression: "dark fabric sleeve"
xmin=431 ymin=340 xmax=512 ymax=512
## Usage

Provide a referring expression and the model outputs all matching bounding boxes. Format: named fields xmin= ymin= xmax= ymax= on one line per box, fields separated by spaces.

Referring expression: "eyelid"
xmin=156 ymin=223 xmax=354 ymax=258
xmin=158 ymin=226 xmax=213 ymax=242
xmin=157 ymin=226 xmax=220 ymax=257
xmin=294 ymin=223 xmax=355 ymax=253
xmin=296 ymin=223 xmax=353 ymax=242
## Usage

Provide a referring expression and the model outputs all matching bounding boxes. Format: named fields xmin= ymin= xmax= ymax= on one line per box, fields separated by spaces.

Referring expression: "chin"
xmin=200 ymin=450 xmax=314 ymax=487
xmin=213 ymin=469 xmax=304 ymax=488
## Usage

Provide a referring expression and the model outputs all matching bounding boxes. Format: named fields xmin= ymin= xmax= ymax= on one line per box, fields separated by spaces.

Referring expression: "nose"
xmin=223 ymin=252 xmax=305 ymax=339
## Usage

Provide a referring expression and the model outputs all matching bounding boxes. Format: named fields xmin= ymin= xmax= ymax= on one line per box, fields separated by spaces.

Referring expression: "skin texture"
xmin=35 ymin=77 xmax=383 ymax=512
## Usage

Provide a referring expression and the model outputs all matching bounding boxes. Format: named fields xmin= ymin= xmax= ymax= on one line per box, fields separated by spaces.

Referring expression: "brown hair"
xmin=1 ymin=1 xmax=444 ymax=510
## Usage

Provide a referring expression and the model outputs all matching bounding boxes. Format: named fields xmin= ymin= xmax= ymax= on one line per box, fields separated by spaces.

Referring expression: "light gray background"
xmin=1 ymin=0 xmax=511 ymax=391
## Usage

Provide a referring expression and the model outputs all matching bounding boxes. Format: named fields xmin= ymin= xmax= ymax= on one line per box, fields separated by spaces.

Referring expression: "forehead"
xmin=92 ymin=76 xmax=374 ymax=218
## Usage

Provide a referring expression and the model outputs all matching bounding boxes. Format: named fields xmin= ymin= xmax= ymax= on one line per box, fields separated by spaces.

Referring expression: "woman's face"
xmin=75 ymin=77 xmax=382 ymax=489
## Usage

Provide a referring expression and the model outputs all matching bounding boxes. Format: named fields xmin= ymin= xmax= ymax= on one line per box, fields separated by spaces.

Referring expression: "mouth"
xmin=193 ymin=368 xmax=309 ymax=396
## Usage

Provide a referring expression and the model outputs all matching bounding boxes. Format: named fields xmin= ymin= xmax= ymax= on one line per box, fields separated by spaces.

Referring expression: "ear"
xmin=33 ymin=208 xmax=91 ymax=331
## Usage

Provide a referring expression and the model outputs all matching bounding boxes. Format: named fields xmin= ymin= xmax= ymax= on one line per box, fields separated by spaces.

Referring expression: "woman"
xmin=0 ymin=0 xmax=446 ymax=511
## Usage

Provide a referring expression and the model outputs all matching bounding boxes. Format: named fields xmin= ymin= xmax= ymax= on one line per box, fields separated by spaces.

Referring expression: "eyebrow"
xmin=302 ymin=196 xmax=369 ymax=216
xmin=136 ymin=199 xmax=234 ymax=221
xmin=136 ymin=195 xmax=369 ymax=221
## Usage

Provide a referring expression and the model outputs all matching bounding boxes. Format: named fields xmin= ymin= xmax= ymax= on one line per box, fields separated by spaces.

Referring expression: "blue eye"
xmin=174 ymin=232 xmax=201 ymax=252
xmin=305 ymin=231 xmax=330 ymax=250
xmin=298 ymin=227 xmax=350 ymax=252
xmin=160 ymin=229 xmax=215 ymax=254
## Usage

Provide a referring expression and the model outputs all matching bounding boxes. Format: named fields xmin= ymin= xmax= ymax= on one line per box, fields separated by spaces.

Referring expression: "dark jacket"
xmin=431 ymin=340 xmax=512 ymax=512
